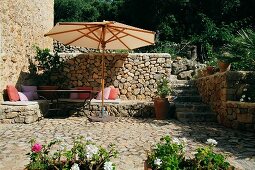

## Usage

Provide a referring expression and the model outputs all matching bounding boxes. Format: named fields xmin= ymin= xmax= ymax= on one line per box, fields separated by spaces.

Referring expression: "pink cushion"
xmin=69 ymin=88 xmax=78 ymax=99
xmin=18 ymin=92 xmax=28 ymax=101
xmin=108 ymin=88 xmax=120 ymax=100
xmin=7 ymin=85 xmax=20 ymax=101
xmin=77 ymin=87 xmax=93 ymax=99
xmin=21 ymin=85 xmax=38 ymax=99
xmin=96 ymin=87 xmax=111 ymax=100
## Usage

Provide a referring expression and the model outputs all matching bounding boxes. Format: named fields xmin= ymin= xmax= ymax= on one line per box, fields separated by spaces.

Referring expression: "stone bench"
xmin=0 ymin=100 xmax=49 ymax=124
xmin=90 ymin=100 xmax=155 ymax=118
xmin=57 ymin=99 xmax=155 ymax=118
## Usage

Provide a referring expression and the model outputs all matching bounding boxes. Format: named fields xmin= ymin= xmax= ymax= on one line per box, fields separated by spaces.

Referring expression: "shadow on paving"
xmin=133 ymin=117 xmax=255 ymax=161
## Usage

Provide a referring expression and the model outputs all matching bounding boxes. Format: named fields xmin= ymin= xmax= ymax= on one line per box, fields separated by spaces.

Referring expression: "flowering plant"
xmin=146 ymin=136 xmax=231 ymax=170
xmin=146 ymin=136 xmax=186 ymax=169
xmin=26 ymin=136 xmax=118 ymax=170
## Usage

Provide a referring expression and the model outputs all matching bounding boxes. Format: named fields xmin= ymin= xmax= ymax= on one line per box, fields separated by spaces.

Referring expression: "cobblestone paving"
xmin=0 ymin=117 xmax=255 ymax=170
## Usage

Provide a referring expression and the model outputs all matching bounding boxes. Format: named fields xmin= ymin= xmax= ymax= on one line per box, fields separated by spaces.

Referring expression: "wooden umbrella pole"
xmin=101 ymin=25 xmax=106 ymax=117
xmin=101 ymin=49 xmax=105 ymax=116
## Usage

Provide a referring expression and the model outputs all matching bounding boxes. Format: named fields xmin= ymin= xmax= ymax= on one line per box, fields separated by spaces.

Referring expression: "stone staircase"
xmin=170 ymin=79 xmax=217 ymax=122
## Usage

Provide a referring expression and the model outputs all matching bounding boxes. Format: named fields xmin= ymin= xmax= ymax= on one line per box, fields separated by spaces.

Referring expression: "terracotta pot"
xmin=144 ymin=160 xmax=153 ymax=170
xmin=218 ymin=60 xmax=231 ymax=72
xmin=154 ymin=97 xmax=170 ymax=120
xmin=38 ymin=85 xmax=58 ymax=99
xmin=206 ymin=66 xmax=215 ymax=75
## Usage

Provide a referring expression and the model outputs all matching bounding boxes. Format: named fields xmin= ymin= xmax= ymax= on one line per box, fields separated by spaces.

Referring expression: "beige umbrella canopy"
xmin=45 ymin=21 xmax=155 ymax=118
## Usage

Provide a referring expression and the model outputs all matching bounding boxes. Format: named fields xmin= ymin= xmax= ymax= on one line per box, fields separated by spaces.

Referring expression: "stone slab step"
xmin=175 ymin=102 xmax=211 ymax=112
xmin=174 ymin=96 xmax=202 ymax=102
xmin=170 ymin=80 xmax=195 ymax=85
xmin=172 ymin=89 xmax=199 ymax=96
xmin=176 ymin=111 xmax=217 ymax=122
xmin=171 ymin=84 xmax=196 ymax=89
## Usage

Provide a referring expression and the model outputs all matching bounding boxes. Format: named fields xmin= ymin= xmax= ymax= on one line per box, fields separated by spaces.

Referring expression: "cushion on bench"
xmin=90 ymin=98 xmax=121 ymax=104
xmin=1 ymin=100 xmax=45 ymax=106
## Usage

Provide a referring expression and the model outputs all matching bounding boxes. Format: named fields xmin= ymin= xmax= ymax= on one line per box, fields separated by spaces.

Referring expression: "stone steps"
xmin=176 ymin=111 xmax=217 ymax=122
xmin=175 ymin=102 xmax=211 ymax=112
xmin=170 ymin=80 xmax=195 ymax=85
xmin=174 ymin=96 xmax=202 ymax=102
xmin=172 ymin=89 xmax=199 ymax=96
xmin=171 ymin=79 xmax=217 ymax=122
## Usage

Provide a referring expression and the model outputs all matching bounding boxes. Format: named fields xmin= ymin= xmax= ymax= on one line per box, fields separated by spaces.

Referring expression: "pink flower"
xmin=32 ymin=143 xmax=42 ymax=153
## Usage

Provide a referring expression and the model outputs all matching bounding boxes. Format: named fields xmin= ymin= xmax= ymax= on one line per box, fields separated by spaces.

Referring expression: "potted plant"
xmin=26 ymin=136 xmax=118 ymax=170
xmin=29 ymin=46 xmax=66 ymax=98
xmin=217 ymin=52 xmax=240 ymax=72
xmin=145 ymin=136 xmax=232 ymax=170
xmin=154 ymin=76 xmax=172 ymax=120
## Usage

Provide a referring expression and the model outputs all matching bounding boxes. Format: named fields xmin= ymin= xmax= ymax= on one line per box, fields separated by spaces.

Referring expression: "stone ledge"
xmin=58 ymin=100 xmax=156 ymax=118
xmin=0 ymin=100 xmax=49 ymax=124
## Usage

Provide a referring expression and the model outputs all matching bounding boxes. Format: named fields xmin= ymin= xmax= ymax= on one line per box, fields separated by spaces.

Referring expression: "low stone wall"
xmin=57 ymin=100 xmax=154 ymax=118
xmin=196 ymin=71 xmax=255 ymax=132
xmin=0 ymin=100 xmax=49 ymax=124
xmin=59 ymin=53 xmax=172 ymax=100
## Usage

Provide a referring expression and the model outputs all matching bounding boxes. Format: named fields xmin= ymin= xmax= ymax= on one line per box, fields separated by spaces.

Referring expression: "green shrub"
xmin=26 ymin=136 xmax=118 ymax=170
xmin=147 ymin=136 xmax=231 ymax=170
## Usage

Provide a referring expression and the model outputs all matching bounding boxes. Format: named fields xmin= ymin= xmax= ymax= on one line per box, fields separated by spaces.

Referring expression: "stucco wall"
xmin=0 ymin=0 xmax=54 ymax=101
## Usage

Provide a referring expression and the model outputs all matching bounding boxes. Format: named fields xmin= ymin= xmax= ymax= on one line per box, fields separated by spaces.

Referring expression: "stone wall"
xmin=0 ymin=0 xmax=54 ymax=101
xmin=196 ymin=71 xmax=255 ymax=132
xmin=0 ymin=100 xmax=49 ymax=123
xmin=59 ymin=53 xmax=171 ymax=100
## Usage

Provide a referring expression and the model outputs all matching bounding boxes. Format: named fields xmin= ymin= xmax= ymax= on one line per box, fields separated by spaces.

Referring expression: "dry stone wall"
xmin=59 ymin=53 xmax=172 ymax=100
xmin=196 ymin=71 xmax=255 ymax=132
xmin=0 ymin=0 xmax=54 ymax=101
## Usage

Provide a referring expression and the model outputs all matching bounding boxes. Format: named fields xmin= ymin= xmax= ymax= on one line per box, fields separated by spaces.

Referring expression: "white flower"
xmin=172 ymin=138 xmax=180 ymax=145
xmin=242 ymin=95 xmax=245 ymax=98
xmin=248 ymin=97 xmax=251 ymax=100
xmin=55 ymin=136 xmax=63 ymax=141
xmin=240 ymin=98 xmax=244 ymax=102
xmin=104 ymin=161 xmax=114 ymax=170
xmin=86 ymin=136 xmax=92 ymax=141
xmin=70 ymin=163 xmax=80 ymax=170
xmin=86 ymin=144 xmax=99 ymax=159
xmin=60 ymin=143 xmax=67 ymax=151
xmin=154 ymin=158 xmax=162 ymax=166
xmin=243 ymin=88 xmax=247 ymax=91
xmin=206 ymin=139 xmax=218 ymax=146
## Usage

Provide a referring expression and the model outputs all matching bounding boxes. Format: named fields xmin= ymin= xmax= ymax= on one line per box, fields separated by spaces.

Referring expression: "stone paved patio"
xmin=0 ymin=117 xmax=254 ymax=170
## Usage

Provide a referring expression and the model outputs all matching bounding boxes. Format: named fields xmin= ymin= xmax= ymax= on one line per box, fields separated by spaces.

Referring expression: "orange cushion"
xmin=77 ymin=87 xmax=93 ymax=99
xmin=108 ymin=87 xmax=120 ymax=100
xmin=7 ymin=85 xmax=20 ymax=101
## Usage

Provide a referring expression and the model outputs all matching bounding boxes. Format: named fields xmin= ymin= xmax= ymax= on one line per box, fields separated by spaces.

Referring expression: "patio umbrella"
xmin=44 ymin=21 xmax=155 ymax=120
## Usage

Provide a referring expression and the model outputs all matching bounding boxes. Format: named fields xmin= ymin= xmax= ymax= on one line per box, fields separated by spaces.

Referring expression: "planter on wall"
xmin=218 ymin=60 xmax=231 ymax=72
xmin=154 ymin=97 xmax=170 ymax=120
xmin=144 ymin=160 xmax=152 ymax=170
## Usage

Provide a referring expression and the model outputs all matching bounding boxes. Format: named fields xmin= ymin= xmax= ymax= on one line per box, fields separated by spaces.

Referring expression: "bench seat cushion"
xmin=90 ymin=98 xmax=121 ymax=104
xmin=1 ymin=100 xmax=46 ymax=106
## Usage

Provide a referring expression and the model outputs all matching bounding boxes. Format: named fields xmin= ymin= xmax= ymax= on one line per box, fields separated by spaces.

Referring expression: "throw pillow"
xmin=96 ymin=87 xmax=111 ymax=100
xmin=6 ymin=85 xmax=20 ymax=101
xmin=108 ymin=87 xmax=120 ymax=100
xmin=77 ymin=87 xmax=93 ymax=99
xmin=21 ymin=85 xmax=39 ymax=99
xmin=18 ymin=92 xmax=29 ymax=101
xmin=69 ymin=88 xmax=78 ymax=99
